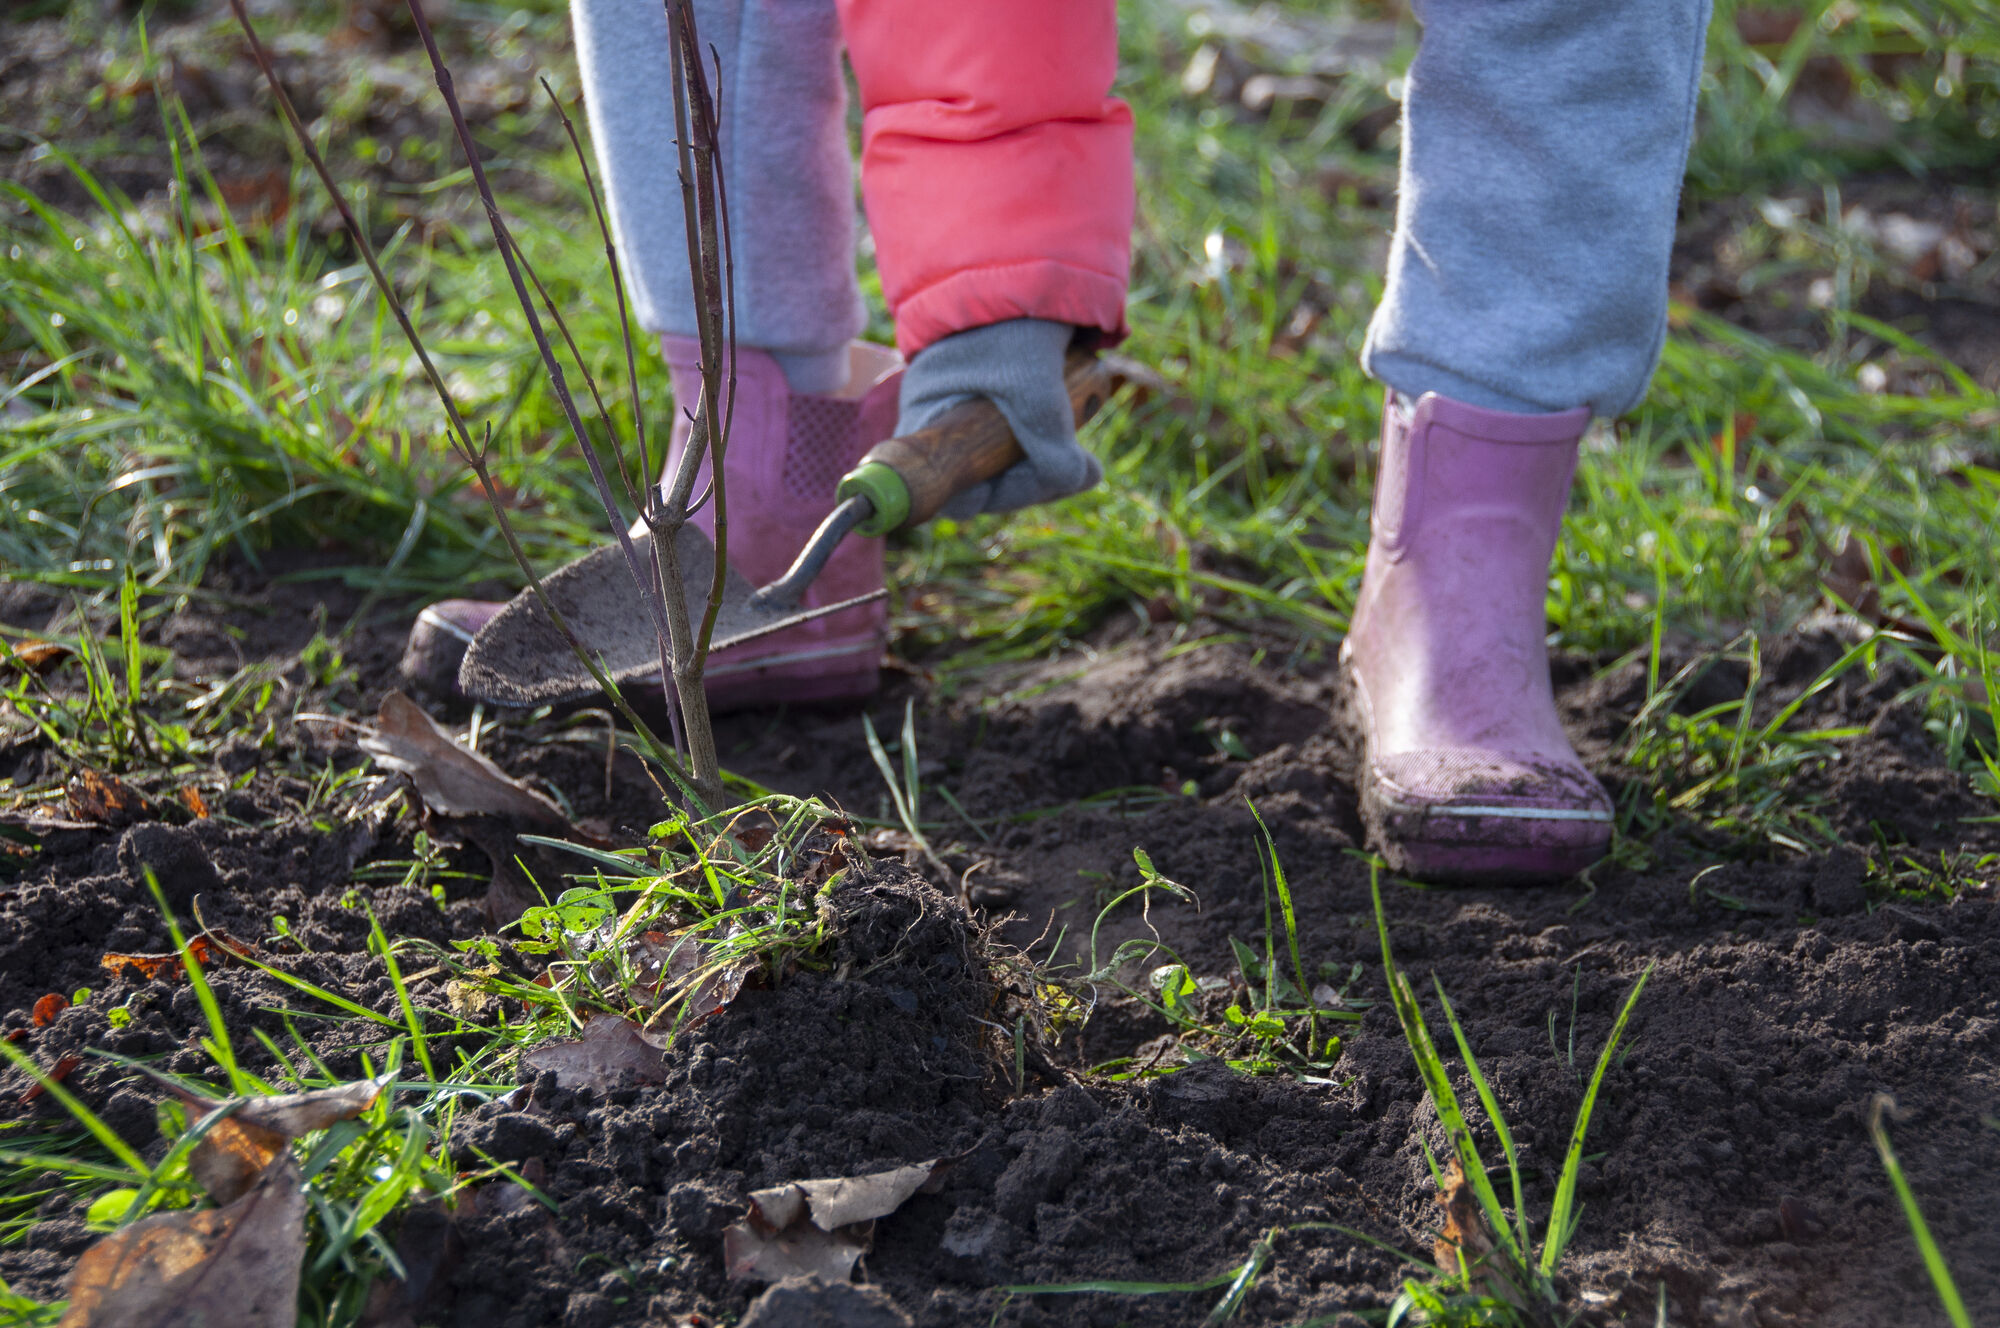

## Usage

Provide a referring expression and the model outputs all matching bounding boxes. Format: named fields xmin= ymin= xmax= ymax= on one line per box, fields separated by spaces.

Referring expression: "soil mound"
xmin=437 ymin=862 xmax=1386 ymax=1328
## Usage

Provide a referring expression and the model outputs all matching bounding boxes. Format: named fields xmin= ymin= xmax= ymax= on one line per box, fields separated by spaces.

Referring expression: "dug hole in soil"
xmin=2 ymin=567 xmax=1997 ymax=1328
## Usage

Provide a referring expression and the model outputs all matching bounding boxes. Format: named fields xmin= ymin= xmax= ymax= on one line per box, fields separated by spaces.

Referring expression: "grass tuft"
xmin=1370 ymin=864 xmax=1653 ymax=1324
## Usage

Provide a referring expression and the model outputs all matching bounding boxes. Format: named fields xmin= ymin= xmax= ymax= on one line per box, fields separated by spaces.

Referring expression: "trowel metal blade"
xmin=456 ymin=526 xmax=876 ymax=707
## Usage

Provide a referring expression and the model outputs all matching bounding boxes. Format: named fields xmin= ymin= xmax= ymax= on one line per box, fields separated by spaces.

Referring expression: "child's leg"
xmin=570 ymin=0 xmax=864 ymax=392
xmin=1345 ymin=0 xmax=1710 ymax=883
xmin=406 ymin=0 xmax=894 ymax=704
xmin=571 ymin=0 xmax=894 ymax=706
xmin=837 ymin=0 xmax=1130 ymax=516
xmin=1363 ymin=0 xmax=1710 ymax=417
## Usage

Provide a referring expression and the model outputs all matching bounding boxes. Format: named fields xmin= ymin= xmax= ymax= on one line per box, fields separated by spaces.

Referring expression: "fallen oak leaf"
xmin=59 ymin=1153 xmax=306 ymax=1328
xmin=66 ymin=768 xmax=153 ymax=828
xmin=519 ymin=1015 xmax=668 ymax=1094
xmin=32 ymin=993 xmax=69 ymax=1026
xmin=723 ymin=1159 xmax=948 ymax=1284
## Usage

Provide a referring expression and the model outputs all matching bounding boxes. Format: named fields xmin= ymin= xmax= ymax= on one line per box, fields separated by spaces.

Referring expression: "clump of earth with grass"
xmin=4 ymin=1 xmax=2000 ymax=1326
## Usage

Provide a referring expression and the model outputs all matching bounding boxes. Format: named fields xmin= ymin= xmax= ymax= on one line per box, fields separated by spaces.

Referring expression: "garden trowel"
xmin=457 ymin=348 xmax=1120 ymax=707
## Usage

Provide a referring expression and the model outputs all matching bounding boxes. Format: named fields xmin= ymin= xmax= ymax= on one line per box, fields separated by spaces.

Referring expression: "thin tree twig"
xmin=400 ymin=0 xmax=690 ymax=740
xmin=224 ymin=0 xmax=692 ymax=796
xmin=540 ymin=76 xmax=654 ymax=506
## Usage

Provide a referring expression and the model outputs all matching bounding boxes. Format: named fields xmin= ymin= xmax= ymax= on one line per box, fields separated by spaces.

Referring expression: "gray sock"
xmin=1362 ymin=0 xmax=1711 ymax=417
xmin=898 ymin=318 xmax=1102 ymax=519
xmin=570 ymin=0 xmax=864 ymax=391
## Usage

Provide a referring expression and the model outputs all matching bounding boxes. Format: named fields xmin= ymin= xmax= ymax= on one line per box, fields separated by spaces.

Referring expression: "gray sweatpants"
xmin=571 ymin=0 xmax=1711 ymax=417
xmin=1361 ymin=0 xmax=1712 ymax=417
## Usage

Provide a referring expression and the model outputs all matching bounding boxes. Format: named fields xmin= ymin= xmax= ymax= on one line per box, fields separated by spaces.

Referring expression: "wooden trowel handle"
xmin=838 ymin=348 xmax=1118 ymax=535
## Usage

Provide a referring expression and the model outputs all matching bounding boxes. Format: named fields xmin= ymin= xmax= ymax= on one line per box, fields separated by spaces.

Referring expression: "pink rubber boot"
xmin=1342 ymin=389 xmax=1612 ymax=883
xmin=400 ymin=340 xmax=901 ymax=708
xmin=658 ymin=335 xmax=903 ymax=710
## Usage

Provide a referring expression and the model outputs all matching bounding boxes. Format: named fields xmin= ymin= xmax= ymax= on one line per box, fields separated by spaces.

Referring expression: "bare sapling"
xmin=228 ymin=0 xmax=738 ymax=810
xmin=635 ymin=0 xmax=738 ymax=812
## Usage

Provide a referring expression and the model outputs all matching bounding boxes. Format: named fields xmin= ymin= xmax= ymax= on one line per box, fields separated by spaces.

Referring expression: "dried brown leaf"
xmin=1431 ymin=1158 xmax=1494 ymax=1277
xmin=31 ymin=993 xmax=68 ymax=1026
xmin=171 ymin=1079 xmax=388 ymax=1204
xmin=625 ymin=931 xmax=752 ymax=1030
xmin=446 ymin=968 xmax=501 ymax=1016
xmin=519 ymin=1015 xmax=668 ymax=1093
xmin=359 ymin=693 xmax=568 ymax=827
xmin=722 ymin=1216 xmax=865 ymax=1284
xmin=186 ymin=1112 xmax=288 ymax=1208
xmin=1432 ymin=1158 xmax=1525 ymax=1310
xmin=19 ymin=1053 xmax=80 ymax=1105
xmin=65 ymin=769 xmax=152 ymax=828
xmin=59 ymin=1154 xmax=305 ymax=1328
xmin=723 ymin=1160 xmax=946 ymax=1284
xmin=101 ymin=952 xmax=182 ymax=982
xmin=9 ymin=639 xmax=72 ymax=674
xmin=230 ymin=1078 xmax=387 ymax=1138
xmin=102 ymin=936 xmax=231 ymax=984
xmin=791 ymin=1160 xmax=945 ymax=1230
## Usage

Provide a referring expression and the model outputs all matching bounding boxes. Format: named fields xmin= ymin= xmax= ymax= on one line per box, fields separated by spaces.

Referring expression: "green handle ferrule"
xmin=837 ymin=461 xmax=910 ymax=537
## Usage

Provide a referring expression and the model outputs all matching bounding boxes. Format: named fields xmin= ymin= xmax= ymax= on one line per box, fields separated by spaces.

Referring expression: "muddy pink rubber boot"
xmin=400 ymin=340 xmax=901 ymax=708
xmin=658 ymin=335 xmax=903 ymax=710
xmin=1342 ymin=389 xmax=1612 ymax=883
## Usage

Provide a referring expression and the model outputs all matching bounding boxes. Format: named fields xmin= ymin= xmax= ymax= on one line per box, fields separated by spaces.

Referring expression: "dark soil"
xmin=3 ymin=572 xmax=1997 ymax=1328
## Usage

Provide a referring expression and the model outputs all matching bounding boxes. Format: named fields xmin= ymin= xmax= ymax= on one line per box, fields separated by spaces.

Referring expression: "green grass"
xmin=0 ymin=889 xmax=512 ymax=1327
xmin=1367 ymin=866 xmax=1654 ymax=1326
xmin=1868 ymin=1095 xmax=1975 ymax=1328
xmin=0 ymin=790 xmax=867 ymax=1324
xmin=1079 ymin=828 xmax=1359 ymax=1082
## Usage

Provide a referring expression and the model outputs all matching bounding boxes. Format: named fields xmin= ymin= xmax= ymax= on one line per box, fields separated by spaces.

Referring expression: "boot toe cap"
xmin=1364 ymin=748 xmax=1613 ymax=884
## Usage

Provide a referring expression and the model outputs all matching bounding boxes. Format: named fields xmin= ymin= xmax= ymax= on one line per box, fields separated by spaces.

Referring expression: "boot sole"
xmin=1337 ymin=654 xmax=1610 ymax=886
xmin=1360 ymin=790 xmax=1611 ymax=885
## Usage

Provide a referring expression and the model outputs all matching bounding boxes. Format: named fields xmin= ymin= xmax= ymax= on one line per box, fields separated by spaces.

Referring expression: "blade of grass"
xmin=1370 ymin=867 xmax=1526 ymax=1270
xmin=1868 ymin=1096 xmax=1973 ymax=1328
xmin=1540 ymin=960 xmax=1654 ymax=1276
